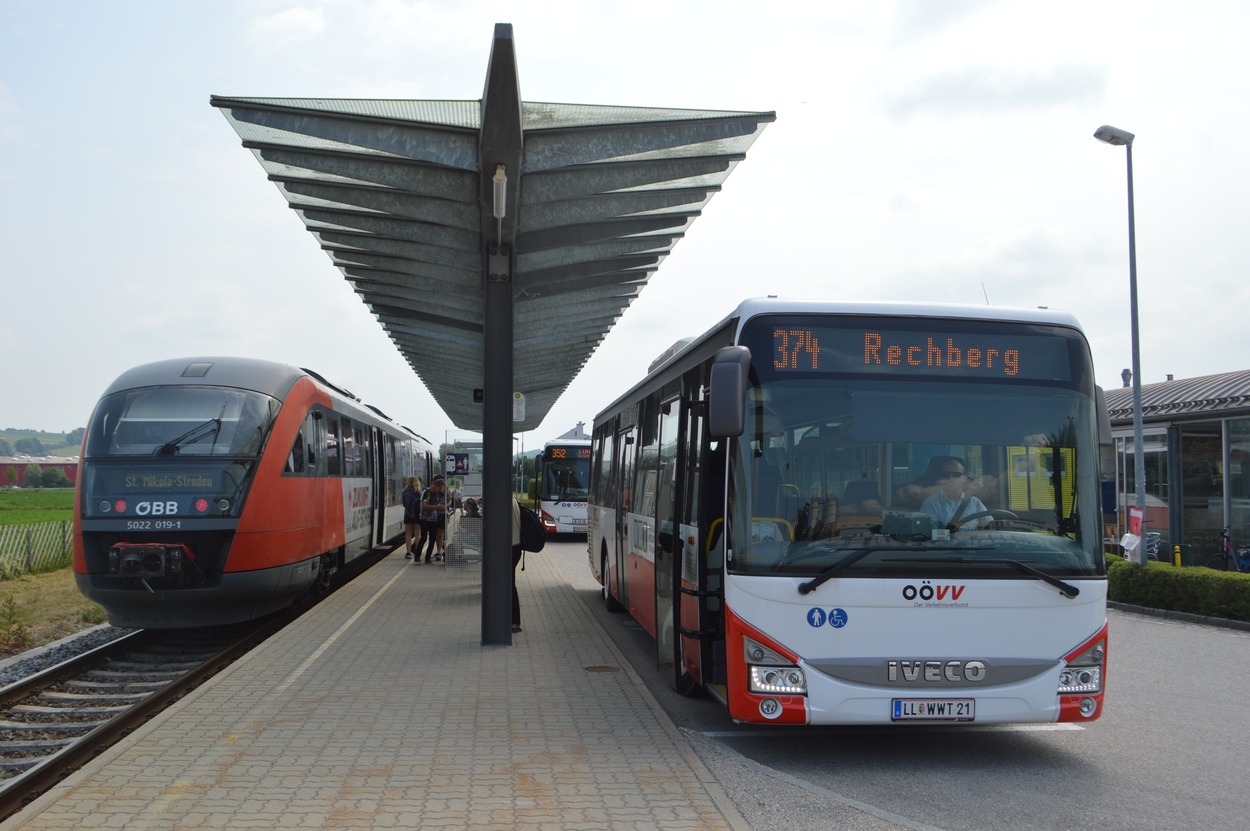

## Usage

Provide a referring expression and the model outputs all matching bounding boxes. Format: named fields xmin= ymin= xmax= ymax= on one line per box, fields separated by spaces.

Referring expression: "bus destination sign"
xmin=763 ymin=321 xmax=1074 ymax=382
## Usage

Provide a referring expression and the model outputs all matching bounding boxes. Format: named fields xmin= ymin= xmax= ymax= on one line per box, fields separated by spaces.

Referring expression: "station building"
xmin=1104 ymin=369 xmax=1250 ymax=556
xmin=0 ymin=455 xmax=80 ymax=487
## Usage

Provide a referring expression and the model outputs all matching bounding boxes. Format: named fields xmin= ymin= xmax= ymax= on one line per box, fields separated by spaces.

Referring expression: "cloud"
xmin=883 ymin=64 xmax=1105 ymax=118
xmin=246 ymin=5 xmax=327 ymax=48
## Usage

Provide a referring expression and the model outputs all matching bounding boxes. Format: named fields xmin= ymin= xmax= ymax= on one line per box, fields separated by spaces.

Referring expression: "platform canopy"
xmin=212 ymin=26 xmax=772 ymax=433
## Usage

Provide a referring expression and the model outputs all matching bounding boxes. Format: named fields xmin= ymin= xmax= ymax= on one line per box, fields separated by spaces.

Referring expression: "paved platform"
xmin=4 ymin=548 xmax=749 ymax=830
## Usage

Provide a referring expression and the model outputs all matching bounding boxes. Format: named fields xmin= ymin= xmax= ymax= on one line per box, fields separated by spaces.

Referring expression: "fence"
xmin=444 ymin=511 xmax=483 ymax=570
xmin=0 ymin=521 xmax=73 ymax=578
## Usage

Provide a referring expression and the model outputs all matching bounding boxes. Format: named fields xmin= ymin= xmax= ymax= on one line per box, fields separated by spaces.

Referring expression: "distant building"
xmin=1104 ymin=369 xmax=1250 ymax=554
xmin=0 ymin=455 xmax=79 ymax=487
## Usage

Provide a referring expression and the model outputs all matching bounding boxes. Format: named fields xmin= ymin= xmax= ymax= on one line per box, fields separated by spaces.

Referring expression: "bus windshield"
xmin=726 ymin=315 xmax=1104 ymax=580
xmin=541 ymin=450 xmax=591 ymax=502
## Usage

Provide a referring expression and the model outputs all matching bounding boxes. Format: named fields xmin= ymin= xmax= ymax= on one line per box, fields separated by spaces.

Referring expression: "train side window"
xmin=341 ymin=418 xmax=357 ymax=476
xmin=325 ymin=417 xmax=342 ymax=476
xmin=356 ymin=425 xmax=370 ymax=477
xmin=284 ymin=430 xmax=306 ymax=474
xmin=304 ymin=413 xmax=317 ymax=471
xmin=283 ymin=413 xmax=321 ymax=476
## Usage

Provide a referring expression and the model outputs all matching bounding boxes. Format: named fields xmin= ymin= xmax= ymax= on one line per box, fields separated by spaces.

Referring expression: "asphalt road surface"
xmin=543 ymin=538 xmax=1250 ymax=831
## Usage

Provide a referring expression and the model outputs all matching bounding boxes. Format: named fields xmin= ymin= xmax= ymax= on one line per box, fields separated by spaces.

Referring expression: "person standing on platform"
xmin=401 ymin=477 xmax=422 ymax=558
xmin=511 ymin=497 xmax=523 ymax=633
xmin=419 ymin=476 xmax=448 ymax=563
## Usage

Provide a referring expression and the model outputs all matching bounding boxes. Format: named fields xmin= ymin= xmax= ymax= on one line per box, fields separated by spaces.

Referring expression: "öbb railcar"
xmin=74 ymin=357 xmax=436 ymax=628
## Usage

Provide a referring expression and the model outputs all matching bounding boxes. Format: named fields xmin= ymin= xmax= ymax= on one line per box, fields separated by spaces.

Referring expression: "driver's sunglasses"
xmin=937 ymin=470 xmax=965 ymax=480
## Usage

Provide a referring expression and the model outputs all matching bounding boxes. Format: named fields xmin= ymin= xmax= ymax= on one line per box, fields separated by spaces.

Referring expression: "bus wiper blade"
xmin=155 ymin=418 xmax=222 ymax=456
xmin=797 ymin=546 xmax=924 ymax=596
xmin=981 ymin=559 xmax=1080 ymax=598
xmin=888 ymin=556 xmax=1080 ymax=599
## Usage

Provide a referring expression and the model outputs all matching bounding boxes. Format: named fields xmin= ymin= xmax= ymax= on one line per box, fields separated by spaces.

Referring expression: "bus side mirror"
xmin=1095 ymin=386 xmax=1113 ymax=448
xmin=708 ymin=346 xmax=751 ymax=438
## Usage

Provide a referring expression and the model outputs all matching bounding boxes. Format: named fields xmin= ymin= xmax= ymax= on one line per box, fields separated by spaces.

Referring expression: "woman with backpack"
xmin=401 ymin=477 xmax=422 ymax=558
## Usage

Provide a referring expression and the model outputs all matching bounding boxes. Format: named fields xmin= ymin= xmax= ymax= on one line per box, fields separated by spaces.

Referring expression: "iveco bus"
xmin=588 ymin=299 xmax=1108 ymax=725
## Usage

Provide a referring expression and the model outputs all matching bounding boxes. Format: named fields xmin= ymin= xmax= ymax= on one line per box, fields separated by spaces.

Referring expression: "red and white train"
xmin=74 ymin=357 xmax=436 ymax=628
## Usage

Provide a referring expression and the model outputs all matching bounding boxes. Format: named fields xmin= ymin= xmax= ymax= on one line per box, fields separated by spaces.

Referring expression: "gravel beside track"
xmin=0 ymin=627 xmax=135 ymax=688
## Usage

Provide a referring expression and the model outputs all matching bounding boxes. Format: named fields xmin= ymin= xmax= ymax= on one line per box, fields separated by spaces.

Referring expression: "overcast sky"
xmin=3 ymin=1 xmax=1248 ymax=451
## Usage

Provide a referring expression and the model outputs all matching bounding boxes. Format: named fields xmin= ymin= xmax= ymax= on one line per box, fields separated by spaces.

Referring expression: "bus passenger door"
xmin=655 ymin=397 xmax=689 ymax=692
xmin=614 ymin=426 xmax=636 ymax=612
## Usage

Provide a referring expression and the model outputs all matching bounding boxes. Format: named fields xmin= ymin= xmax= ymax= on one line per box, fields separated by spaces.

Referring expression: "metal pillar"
xmin=479 ymin=24 xmax=523 ymax=645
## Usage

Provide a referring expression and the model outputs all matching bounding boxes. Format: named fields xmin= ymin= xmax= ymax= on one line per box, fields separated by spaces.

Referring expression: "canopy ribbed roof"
xmin=1105 ymin=369 xmax=1250 ymax=422
xmin=211 ymin=94 xmax=773 ymax=431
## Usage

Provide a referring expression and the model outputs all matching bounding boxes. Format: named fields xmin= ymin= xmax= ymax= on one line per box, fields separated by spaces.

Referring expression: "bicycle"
xmin=1203 ymin=528 xmax=1250 ymax=572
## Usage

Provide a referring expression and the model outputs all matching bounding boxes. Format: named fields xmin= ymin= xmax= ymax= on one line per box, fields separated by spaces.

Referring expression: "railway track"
xmin=0 ymin=544 xmax=393 ymax=820
xmin=0 ymin=621 xmax=280 ymax=820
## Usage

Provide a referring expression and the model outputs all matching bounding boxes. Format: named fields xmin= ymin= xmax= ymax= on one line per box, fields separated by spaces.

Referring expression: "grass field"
xmin=0 ymin=488 xmax=74 ymax=527
xmin=0 ymin=489 xmax=96 ymax=652
xmin=1 ymin=567 xmax=106 ymax=655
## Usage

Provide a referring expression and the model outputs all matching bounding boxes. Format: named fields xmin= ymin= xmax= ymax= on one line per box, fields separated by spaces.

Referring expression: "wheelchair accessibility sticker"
xmin=807 ymin=607 xmax=848 ymax=628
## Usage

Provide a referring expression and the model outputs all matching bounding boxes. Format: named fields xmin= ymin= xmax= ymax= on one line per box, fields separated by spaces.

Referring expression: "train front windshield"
xmin=82 ymin=386 xmax=279 ymax=518
xmin=726 ymin=315 xmax=1104 ymax=581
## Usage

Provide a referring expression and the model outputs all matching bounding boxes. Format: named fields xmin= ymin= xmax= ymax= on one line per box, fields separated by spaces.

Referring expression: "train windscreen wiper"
xmin=154 ymin=418 xmax=222 ymax=456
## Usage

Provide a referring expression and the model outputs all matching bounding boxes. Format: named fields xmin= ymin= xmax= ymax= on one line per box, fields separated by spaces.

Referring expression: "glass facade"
xmin=1112 ymin=415 xmax=1250 ymax=559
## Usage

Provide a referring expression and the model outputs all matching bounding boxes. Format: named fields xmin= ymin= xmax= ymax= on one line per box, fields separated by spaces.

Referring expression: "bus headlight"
xmin=1058 ymin=636 xmax=1105 ymax=694
xmin=1058 ymin=666 xmax=1101 ymax=694
xmin=749 ymin=666 xmax=807 ymax=695
xmin=743 ymin=636 xmax=807 ymax=695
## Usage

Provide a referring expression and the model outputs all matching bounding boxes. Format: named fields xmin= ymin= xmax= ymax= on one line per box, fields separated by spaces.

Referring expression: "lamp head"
xmin=1094 ymin=125 xmax=1135 ymax=146
xmin=491 ymin=164 xmax=507 ymax=220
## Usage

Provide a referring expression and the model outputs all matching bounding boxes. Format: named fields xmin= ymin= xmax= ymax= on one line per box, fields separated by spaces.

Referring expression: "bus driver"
xmin=920 ymin=457 xmax=990 ymax=530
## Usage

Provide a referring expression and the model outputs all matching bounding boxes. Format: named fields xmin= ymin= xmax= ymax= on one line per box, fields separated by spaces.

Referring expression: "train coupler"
xmin=107 ymin=543 xmax=199 ymax=591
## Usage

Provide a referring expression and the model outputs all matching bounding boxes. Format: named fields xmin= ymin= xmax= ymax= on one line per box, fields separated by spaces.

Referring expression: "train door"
xmin=373 ymin=429 xmax=388 ymax=547
xmin=654 ymin=394 xmax=687 ymax=691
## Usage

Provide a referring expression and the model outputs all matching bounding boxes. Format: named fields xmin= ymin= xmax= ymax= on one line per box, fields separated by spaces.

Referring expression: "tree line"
xmin=0 ymin=428 xmax=85 ymax=457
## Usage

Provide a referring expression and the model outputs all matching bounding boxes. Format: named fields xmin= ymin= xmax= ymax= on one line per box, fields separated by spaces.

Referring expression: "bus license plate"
xmin=892 ymin=698 xmax=975 ymax=721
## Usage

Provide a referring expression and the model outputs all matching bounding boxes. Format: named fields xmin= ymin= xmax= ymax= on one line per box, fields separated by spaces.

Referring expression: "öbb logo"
xmin=902 ymin=581 xmax=966 ymax=602
xmin=134 ymin=501 xmax=179 ymax=516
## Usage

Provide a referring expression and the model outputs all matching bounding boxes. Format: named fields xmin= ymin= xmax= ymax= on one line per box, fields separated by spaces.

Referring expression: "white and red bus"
xmin=588 ymin=299 xmax=1109 ymax=726
xmin=535 ymin=430 xmax=592 ymax=535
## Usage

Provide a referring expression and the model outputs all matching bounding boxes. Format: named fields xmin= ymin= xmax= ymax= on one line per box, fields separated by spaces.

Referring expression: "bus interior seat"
xmin=841 ymin=480 xmax=882 ymax=514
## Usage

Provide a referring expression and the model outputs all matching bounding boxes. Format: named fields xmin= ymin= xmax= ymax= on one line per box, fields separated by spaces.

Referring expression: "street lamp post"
xmin=1094 ymin=124 xmax=1146 ymax=563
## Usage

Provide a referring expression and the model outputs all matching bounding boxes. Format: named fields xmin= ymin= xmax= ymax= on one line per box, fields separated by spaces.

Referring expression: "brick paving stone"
xmin=1 ymin=549 xmax=747 ymax=830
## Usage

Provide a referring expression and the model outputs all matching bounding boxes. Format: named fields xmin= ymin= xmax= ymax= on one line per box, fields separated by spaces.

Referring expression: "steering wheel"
xmin=955 ymin=509 xmax=1018 ymax=526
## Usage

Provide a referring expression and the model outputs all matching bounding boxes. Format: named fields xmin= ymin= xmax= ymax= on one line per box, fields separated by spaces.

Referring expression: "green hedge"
xmin=1107 ymin=553 xmax=1250 ymax=623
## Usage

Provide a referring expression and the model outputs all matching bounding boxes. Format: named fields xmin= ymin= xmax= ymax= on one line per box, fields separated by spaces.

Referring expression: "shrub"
xmin=1109 ymin=557 xmax=1250 ymax=623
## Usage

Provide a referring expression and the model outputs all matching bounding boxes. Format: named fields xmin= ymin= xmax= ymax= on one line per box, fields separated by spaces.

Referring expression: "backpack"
xmin=402 ymin=489 xmax=420 ymax=521
xmin=518 ymin=503 xmax=547 ymax=552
